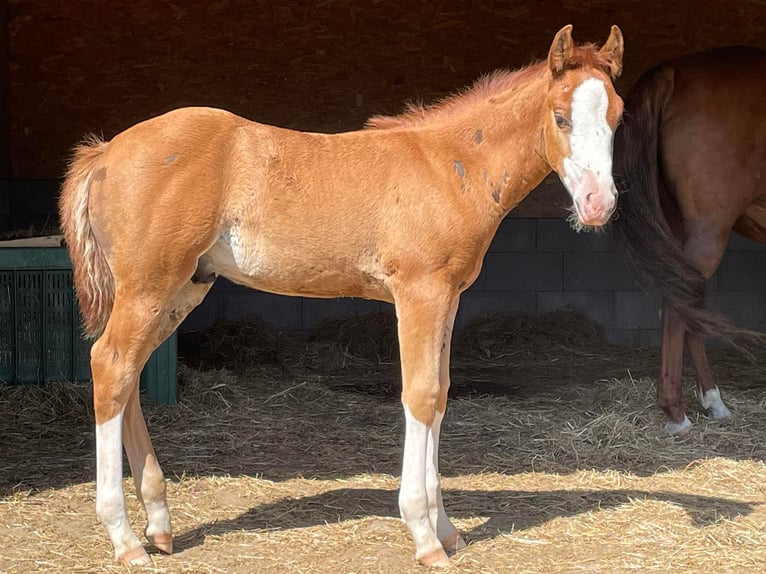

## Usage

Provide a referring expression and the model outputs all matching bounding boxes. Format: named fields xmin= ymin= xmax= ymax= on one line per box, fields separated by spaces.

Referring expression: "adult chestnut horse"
xmin=60 ymin=25 xmax=623 ymax=567
xmin=613 ymin=46 xmax=766 ymax=435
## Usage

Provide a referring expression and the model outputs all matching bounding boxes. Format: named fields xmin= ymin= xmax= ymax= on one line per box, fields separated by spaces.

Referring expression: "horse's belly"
xmin=200 ymin=235 xmax=392 ymax=301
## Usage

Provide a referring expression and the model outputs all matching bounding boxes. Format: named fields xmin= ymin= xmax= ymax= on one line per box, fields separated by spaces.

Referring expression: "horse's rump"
xmin=612 ymin=48 xmax=766 ymax=341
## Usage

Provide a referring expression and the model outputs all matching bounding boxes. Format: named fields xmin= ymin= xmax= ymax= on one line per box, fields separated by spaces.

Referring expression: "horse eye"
xmin=555 ymin=114 xmax=570 ymax=130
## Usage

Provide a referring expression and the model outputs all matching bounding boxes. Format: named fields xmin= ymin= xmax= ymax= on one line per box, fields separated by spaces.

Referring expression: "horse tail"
xmin=612 ymin=65 xmax=750 ymax=342
xmin=59 ymin=136 xmax=114 ymax=339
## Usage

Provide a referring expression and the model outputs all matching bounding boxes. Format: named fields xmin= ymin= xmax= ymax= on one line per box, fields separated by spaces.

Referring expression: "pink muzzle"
xmin=573 ymin=169 xmax=617 ymax=227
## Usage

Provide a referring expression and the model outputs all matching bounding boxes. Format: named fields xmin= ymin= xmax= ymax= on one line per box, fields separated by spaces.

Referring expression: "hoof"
xmin=118 ymin=546 xmax=151 ymax=567
xmin=707 ymin=403 xmax=732 ymax=420
xmin=665 ymin=415 xmax=692 ymax=436
xmin=418 ymin=547 xmax=451 ymax=567
xmin=147 ymin=531 xmax=173 ymax=555
xmin=441 ymin=532 xmax=467 ymax=554
xmin=698 ymin=387 xmax=732 ymax=420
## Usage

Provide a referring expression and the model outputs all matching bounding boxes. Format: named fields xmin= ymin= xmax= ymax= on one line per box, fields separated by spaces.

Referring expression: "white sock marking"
xmin=400 ymin=406 xmax=443 ymax=559
xmin=664 ymin=415 xmax=692 ymax=436
xmin=699 ymin=386 xmax=732 ymax=419
xmin=96 ymin=409 xmax=143 ymax=559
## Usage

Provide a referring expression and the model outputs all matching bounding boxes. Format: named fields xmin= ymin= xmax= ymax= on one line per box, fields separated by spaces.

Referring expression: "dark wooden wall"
xmin=3 ymin=0 xmax=766 ymax=225
xmin=0 ymin=1 xmax=8 ymax=179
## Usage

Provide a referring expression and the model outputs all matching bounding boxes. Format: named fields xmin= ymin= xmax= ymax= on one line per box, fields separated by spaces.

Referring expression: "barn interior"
xmin=2 ymin=0 xmax=765 ymax=343
xmin=2 ymin=3 xmax=766 ymax=573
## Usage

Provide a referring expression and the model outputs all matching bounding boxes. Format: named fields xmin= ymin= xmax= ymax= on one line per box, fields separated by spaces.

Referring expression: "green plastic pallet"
xmin=0 ymin=244 xmax=177 ymax=404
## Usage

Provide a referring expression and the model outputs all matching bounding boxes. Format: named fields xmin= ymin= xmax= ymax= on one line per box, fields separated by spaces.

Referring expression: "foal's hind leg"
xmin=92 ymin=298 xmax=171 ymax=566
xmin=395 ymin=280 xmax=459 ymax=567
xmin=94 ymin=281 xmax=211 ymax=565
xmin=121 ymin=281 xmax=214 ymax=556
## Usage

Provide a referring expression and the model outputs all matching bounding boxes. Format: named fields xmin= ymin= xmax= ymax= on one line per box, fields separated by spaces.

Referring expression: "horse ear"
xmin=599 ymin=25 xmax=624 ymax=78
xmin=548 ymin=25 xmax=574 ymax=77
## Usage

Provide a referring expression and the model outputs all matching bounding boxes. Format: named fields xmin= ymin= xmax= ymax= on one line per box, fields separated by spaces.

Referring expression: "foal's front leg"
xmin=396 ymin=283 xmax=459 ymax=567
xmin=427 ymin=300 xmax=465 ymax=554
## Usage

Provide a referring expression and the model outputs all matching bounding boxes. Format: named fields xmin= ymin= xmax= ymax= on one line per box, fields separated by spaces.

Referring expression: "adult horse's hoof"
xmin=118 ymin=546 xmax=152 ymax=567
xmin=147 ymin=531 xmax=173 ymax=555
xmin=698 ymin=387 xmax=732 ymax=420
xmin=418 ymin=547 xmax=451 ymax=567
xmin=664 ymin=415 xmax=692 ymax=436
xmin=441 ymin=532 xmax=467 ymax=554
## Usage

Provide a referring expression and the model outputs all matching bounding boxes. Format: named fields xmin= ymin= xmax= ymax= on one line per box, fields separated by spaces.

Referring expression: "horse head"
xmin=542 ymin=25 xmax=624 ymax=230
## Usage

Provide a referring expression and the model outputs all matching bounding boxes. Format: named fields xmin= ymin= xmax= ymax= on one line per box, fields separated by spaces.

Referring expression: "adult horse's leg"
xmin=658 ymin=302 xmax=691 ymax=434
xmin=657 ymin=224 xmax=731 ymax=434
xmin=685 ymin=333 xmax=732 ymax=419
xmin=121 ymin=281 xmax=214 ymax=555
xmin=428 ymin=299 xmax=466 ymax=554
xmin=395 ymin=279 xmax=458 ymax=567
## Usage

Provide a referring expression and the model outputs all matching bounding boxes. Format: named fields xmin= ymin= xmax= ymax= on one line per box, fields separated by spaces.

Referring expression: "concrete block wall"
xmin=182 ymin=218 xmax=766 ymax=346
xmin=2 ymin=182 xmax=762 ymax=346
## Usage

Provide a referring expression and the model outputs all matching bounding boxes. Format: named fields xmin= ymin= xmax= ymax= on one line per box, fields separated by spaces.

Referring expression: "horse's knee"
xmin=402 ymin=381 xmax=441 ymax=426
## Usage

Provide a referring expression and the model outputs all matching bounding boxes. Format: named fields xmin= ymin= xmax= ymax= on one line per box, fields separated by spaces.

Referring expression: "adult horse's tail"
xmin=59 ymin=136 xmax=114 ymax=339
xmin=612 ymin=65 xmax=743 ymax=341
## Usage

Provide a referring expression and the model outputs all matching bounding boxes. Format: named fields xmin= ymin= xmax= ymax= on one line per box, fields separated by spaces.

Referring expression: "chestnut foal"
xmin=60 ymin=25 xmax=624 ymax=567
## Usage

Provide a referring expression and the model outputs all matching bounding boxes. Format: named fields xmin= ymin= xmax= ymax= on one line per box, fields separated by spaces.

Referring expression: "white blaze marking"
xmin=563 ymin=78 xmax=613 ymax=188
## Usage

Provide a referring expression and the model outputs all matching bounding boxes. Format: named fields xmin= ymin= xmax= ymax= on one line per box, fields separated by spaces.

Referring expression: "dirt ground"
xmin=1 ymin=312 xmax=766 ymax=573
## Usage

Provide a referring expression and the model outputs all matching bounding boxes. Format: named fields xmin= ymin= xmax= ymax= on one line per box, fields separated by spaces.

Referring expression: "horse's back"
xmin=663 ymin=46 xmax=766 ymax=125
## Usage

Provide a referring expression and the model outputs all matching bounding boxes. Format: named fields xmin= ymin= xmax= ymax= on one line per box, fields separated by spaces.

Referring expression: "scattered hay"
xmin=2 ymin=311 xmax=766 ymax=573
xmin=178 ymin=318 xmax=299 ymax=371
xmin=454 ymin=309 xmax=607 ymax=360
xmin=308 ymin=311 xmax=399 ymax=367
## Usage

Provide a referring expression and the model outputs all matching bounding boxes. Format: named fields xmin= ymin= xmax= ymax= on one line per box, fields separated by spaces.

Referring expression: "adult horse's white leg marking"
xmin=664 ymin=416 xmax=692 ymax=436
xmin=401 ymin=406 xmax=448 ymax=566
xmin=96 ymin=408 xmax=150 ymax=566
xmin=698 ymin=386 xmax=732 ymax=419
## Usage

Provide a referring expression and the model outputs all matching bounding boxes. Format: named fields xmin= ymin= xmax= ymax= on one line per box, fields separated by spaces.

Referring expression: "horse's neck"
xmin=423 ymin=73 xmax=552 ymax=216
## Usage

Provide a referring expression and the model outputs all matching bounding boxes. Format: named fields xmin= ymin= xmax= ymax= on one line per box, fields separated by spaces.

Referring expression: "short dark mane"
xmin=366 ymin=44 xmax=612 ymax=130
